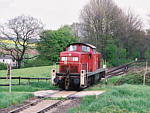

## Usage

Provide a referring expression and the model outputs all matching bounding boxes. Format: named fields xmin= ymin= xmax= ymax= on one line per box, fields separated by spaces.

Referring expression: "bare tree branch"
xmin=0 ymin=15 xmax=43 ymax=68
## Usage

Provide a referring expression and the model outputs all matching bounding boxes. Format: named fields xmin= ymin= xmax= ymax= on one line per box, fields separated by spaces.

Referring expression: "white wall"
xmin=0 ymin=58 xmax=16 ymax=67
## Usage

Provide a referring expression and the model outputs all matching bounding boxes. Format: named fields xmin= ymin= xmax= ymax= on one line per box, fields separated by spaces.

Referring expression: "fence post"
xmin=19 ymin=76 xmax=21 ymax=85
xmin=28 ymin=79 xmax=30 ymax=85
xmin=9 ymin=65 xmax=12 ymax=94
xmin=143 ymin=61 xmax=147 ymax=85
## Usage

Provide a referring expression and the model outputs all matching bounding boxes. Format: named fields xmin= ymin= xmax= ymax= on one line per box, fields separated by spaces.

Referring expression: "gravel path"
xmin=46 ymin=98 xmax=81 ymax=113
xmin=20 ymin=100 xmax=59 ymax=113
xmin=0 ymin=97 xmax=38 ymax=113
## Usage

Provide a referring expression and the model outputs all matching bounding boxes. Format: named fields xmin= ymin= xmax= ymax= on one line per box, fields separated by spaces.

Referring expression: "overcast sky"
xmin=0 ymin=0 xmax=150 ymax=30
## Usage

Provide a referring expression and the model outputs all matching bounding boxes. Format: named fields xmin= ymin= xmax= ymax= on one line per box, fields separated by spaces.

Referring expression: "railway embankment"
xmin=69 ymin=66 xmax=150 ymax=113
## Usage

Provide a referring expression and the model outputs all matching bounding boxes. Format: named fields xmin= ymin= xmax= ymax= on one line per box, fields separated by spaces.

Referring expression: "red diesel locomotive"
xmin=51 ymin=43 xmax=105 ymax=90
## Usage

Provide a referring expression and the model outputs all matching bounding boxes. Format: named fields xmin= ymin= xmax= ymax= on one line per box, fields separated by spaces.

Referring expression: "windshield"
xmin=82 ymin=46 xmax=90 ymax=52
xmin=68 ymin=45 xmax=77 ymax=51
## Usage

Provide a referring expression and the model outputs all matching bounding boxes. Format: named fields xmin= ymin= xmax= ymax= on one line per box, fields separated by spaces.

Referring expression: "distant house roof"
xmin=67 ymin=43 xmax=96 ymax=49
xmin=0 ymin=36 xmax=8 ymax=40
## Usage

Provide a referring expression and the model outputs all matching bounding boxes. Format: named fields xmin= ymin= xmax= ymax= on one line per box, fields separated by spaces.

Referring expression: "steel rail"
xmin=37 ymin=91 xmax=79 ymax=113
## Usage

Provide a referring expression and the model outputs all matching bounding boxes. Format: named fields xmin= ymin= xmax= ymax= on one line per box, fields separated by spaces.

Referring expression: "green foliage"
xmin=68 ymin=84 xmax=150 ymax=113
xmin=115 ymin=72 xmax=150 ymax=86
xmin=0 ymin=92 xmax=33 ymax=109
xmin=0 ymin=63 xmax=7 ymax=70
xmin=85 ymin=76 xmax=122 ymax=91
xmin=104 ymin=44 xmax=117 ymax=66
xmin=103 ymin=45 xmax=131 ymax=66
xmin=0 ymin=65 xmax=58 ymax=108
xmin=23 ymin=58 xmax=49 ymax=68
xmin=0 ymin=65 xmax=53 ymax=78
xmin=118 ymin=48 xmax=127 ymax=65
xmin=37 ymin=25 xmax=78 ymax=65
xmin=131 ymin=51 xmax=141 ymax=60
xmin=145 ymin=49 xmax=150 ymax=63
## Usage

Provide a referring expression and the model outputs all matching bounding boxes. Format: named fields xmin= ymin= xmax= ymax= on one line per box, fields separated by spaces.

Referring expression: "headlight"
xmin=61 ymin=57 xmax=67 ymax=61
xmin=73 ymin=57 xmax=78 ymax=61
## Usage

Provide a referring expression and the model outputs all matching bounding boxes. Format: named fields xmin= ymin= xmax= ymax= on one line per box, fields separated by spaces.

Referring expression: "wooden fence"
xmin=0 ymin=77 xmax=51 ymax=86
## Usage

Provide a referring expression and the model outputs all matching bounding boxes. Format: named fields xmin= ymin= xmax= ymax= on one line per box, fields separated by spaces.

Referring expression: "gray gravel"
xmin=47 ymin=98 xmax=82 ymax=113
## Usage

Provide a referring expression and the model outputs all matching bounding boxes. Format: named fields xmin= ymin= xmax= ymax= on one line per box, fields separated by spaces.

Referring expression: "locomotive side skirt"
xmin=87 ymin=68 xmax=105 ymax=77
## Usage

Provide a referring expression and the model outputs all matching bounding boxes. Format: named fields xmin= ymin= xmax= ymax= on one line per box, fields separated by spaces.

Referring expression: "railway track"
xmin=105 ymin=60 xmax=145 ymax=79
xmin=105 ymin=61 xmax=134 ymax=78
xmin=9 ymin=91 xmax=80 ymax=113
xmin=8 ymin=61 xmax=145 ymax=113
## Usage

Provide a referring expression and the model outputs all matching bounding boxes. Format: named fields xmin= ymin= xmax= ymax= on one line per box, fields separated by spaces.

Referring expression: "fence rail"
xmin=0 ymin=77 xmax=51 ymax=86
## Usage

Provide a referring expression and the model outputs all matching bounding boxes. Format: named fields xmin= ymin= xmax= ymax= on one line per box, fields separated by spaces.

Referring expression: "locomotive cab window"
xmin=87 ymin=47 xmax=90 ymax=52
xmin=93 ymin=49 xmax=96 ymax=54
xmin=68 ymin=45 xmax=77 ymax=51
xmin=82 ymin=46 xmax=90 ymax=52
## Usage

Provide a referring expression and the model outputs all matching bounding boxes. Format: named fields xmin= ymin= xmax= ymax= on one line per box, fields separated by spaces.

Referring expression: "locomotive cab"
xmin=51 ymin=43 xmax=105 ymax=90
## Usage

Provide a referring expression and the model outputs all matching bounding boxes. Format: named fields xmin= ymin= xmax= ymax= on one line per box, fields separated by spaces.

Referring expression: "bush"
xmin=118 ymin=48 xmax=127 ymax=65
xmin=131 ymin=51 xmax=141 ymax=60
xmin=37 ymin=26 xmax=78 ymax=66
xmin=23 ymin=59 xmax=51 ymax=68
xmin=145 ymin=49 xmax=150 ymax=64
xmin=0 ymin=63 xmax=7 ymax=70
xmin=115 ymin=72 xmax=150 ymax=86
xmin=104 ymin=44 xmax=117 ymax=66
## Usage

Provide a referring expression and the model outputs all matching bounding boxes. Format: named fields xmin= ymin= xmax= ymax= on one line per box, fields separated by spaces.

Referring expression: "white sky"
xmin=0 ymin=0 xmax=150 ymax=30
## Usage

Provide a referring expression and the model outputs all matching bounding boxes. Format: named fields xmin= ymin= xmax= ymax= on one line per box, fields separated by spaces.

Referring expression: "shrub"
xmin=0 ymin=63 xmax=7 ymax=70
xmin=104 ymin=44 xmax=117 ymax=66
xmin=145 ymin=49 xmax=150 ymax=64
xmin=119 ymin=48 xmax=127 ymax=65
xmin=23 ymin=59 xmax=49 ymax=68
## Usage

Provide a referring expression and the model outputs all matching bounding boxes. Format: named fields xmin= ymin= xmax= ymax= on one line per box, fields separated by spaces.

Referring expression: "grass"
xmin=0 ymin=92 xmax=33 ymax=109
xmin=69 ymin=67 xmax=150 ymax=113
xmin=0 ymin=65 xmax=57 ymax=84
xmin=85 ymin=76 xmax=122 ymax=91
xmin=68 ymin=84 xmax=150 ymax=113
xmin=0 ymin=66 xmax=58 ymax=109
xmin=0 ymin=82 xmax=57 ymax=92
xmin=0 ymin=66 xmax=53 ymax=77
xmin=115 ymin=72 xmax=150 ymax=86
xmin=45 ymin=97 xmax=64 ymax=100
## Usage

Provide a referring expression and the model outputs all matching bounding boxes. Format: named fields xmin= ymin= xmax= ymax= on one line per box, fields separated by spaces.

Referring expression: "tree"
xmin=104 ymin=44 xmax=117 ymax=66
xmin=119 ymin=48 xmax=127 ymax=65
xmin=79 ymin=0 xmax=143 ymax=65
xmin=145 ymin=49 xmax=150 ymax=63
xmin=80 ymin=0 xmax=124 ymax=52
xmin=37 ymin=26 xmax=78 ymax=65
xmin=0 ymin=15 xmax=43 ymax=68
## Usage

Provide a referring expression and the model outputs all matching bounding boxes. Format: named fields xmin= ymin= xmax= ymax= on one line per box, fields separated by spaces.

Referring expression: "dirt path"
xmin=46 ymin=98 xmax=81 ymax=113
xmin=0 ymin=90 xmax=105 ymax=113
xmin=20 ymin=100 xmax=59 ymax=113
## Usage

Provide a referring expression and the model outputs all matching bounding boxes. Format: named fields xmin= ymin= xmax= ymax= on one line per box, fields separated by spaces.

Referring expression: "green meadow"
xmin=0 ymin=66 xmax=58 ymax=108
xmin=69 ymin=68 xmax=150 ymax=113
xmin=69 ymin=84 xmax=150 ymax=113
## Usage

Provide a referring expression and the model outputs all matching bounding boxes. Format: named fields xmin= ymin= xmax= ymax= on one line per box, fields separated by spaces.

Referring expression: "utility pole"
xmin=7 ymin=63 xmax=12 ymax=94
xmin=9 ymin=64 xmax=12 ymax=94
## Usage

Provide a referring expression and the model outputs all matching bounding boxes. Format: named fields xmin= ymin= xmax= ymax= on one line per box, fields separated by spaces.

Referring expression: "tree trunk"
xmin=17 ymin=60 xmax=22 ymax=69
